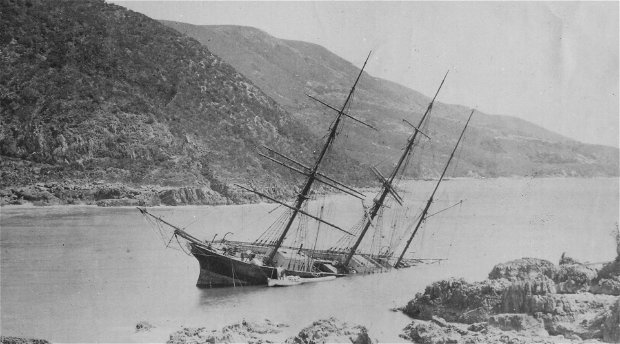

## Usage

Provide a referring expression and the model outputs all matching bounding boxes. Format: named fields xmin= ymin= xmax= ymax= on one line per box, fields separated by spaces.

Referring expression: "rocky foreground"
xmin=4 ymin=255 xmax=618 ymax=343
xmin=401 ymin=255 xmax=620 ymax=343
xmin=156 ymin=255 xmax=619 ymax=344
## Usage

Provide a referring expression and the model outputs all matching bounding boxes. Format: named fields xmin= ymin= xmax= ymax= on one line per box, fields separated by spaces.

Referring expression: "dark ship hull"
xmin=190 ymin=241 xmax=419 ymax=288
xmin=191 ymin=244 xmax=277 ymax=287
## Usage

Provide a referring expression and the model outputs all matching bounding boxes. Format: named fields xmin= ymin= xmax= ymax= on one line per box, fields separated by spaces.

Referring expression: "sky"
xmin=113 ymin=1 xmax=619 ymax=148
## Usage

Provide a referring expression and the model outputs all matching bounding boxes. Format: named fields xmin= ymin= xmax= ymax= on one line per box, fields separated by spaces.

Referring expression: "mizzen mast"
xmin=343 ymin=71 xmax=449 ymax=267
xmin=394 ymin=109 xmax=475 ymax=268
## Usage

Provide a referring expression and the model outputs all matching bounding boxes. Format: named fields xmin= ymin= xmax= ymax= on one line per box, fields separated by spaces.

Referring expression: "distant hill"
xmin=0 ymin=0 xmax=371 ymax=205
xmin=162 ymin=22 xmax=619 ymax=178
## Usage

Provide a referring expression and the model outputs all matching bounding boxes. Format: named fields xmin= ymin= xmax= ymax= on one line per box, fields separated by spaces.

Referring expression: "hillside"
xmin=0 ymin=0 xmax=370 ymax=205
xmin=162 ymin=22 xmax=619 ymax=178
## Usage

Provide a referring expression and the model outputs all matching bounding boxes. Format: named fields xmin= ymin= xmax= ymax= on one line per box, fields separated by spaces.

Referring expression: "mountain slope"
xmin=0 ymin=0 xmax=369 ymax=204
xmin=162 ymin=22 xmax=619 ymax=178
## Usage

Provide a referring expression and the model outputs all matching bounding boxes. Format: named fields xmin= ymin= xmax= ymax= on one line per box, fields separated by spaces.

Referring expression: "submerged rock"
xmin=136 ymin=321 xmax=154 ymax=332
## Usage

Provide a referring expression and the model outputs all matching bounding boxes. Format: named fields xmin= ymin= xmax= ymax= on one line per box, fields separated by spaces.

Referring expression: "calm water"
xmin=1 ymin=178 xmax=618 ymax=342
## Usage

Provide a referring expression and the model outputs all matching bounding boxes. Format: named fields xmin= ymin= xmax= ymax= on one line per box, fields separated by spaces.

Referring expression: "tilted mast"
xmin=394 ymin=109 xmax=475 ymax=268
xmin=261 ymin=52 xmax=374 ymax=265
xmin=343 ymin=71 xmax=449 ymax=267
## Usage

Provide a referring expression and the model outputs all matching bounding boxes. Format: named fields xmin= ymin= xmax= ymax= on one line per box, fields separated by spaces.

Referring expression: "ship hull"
xmin=189 ymin=242 xmax=418 ymax=288
xmin=191 ymin=244 xmax=278 ymax=288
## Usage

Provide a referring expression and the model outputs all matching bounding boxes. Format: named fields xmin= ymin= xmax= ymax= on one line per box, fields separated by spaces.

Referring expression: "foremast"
xmin=261 ymin=52 xmax=374 ymax=265
xmin=343 ymin=71 xmax=449 ymax=266
xmin=394 ymin=109 xmax=475 ymax=268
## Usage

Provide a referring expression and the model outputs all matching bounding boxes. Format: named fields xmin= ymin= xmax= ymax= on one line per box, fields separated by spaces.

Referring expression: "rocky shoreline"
xmin=0 ymin=181 xmax=287 ymax=207
xmin=0 ymin=180 xmax=366 ymax=207
xmin=399 ymin=255 xmax=620 ymax=343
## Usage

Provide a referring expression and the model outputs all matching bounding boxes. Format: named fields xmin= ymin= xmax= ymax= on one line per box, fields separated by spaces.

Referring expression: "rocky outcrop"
xmin=591 ymin=258 xmax=620 ymax=296
xmin=403 ymin=256 xmax=620 ymax=343
xmin=556 ymin=262 xmax=598 ymax=294
xmin=401 ymin=315 xmax=582 ymax=344
xmin=0 ymin=337 xmax=50 ymax=344
xmin=158 ymin=187 xmax=229 ymax=206
xmin=400 ymin=318 xmax=466 ymax=344
xmin=603 ymin=298 xmax=620 ymax=342
xmin=0 ymin=181 xmax=276 ymax=206
xmin=285 ymin=317 xmax=374 ymax=344
xmin=402 ymin=278 xmax=511 ymax=324
xmin=488 ymin=257 xmax=557 ymax=281
xmin=166 ymin=318 xmax=373 ymax=344
xmin=167 ymin=319 xmax=287 ymax=344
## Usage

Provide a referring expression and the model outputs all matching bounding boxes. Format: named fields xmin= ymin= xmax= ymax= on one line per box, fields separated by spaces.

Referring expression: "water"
xmin=1 ymin=178 xmax=617 ymax=342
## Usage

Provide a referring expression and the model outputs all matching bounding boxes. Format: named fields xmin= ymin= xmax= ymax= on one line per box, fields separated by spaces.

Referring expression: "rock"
xmin=467 ymin=322 xmax=488 ymax=332
xmin=96 ymin=198 xmax=143 ymax=207
xmin=603 ymin=297 xmax=620 ymax=342
xmin=597 ymin=258 xmax=620 ymax=280
xmin=0 ymin=337 xmax=51 ymax=344
xmin=401 ymin=319 xmax=581 ymax=344
xmin=592 ymin=259 xmax=620 ymax=296
xmin=518 ymin=293 xmax=616 ymax=340
xmin=158 ymin=187 xmax=228 ymax=206
xmin=403 ymin=255 xmax=620 ymax=343
xmin=555 ymin=262 xmax=597 ymax=294
xmin=488 ymin=258 xmax=558 ymax=281
xmin=136 ymin=321 xmax=154 ymax=332
xmin=167 ymin=319 xmax=285 ymax=344
xmin=499 ymin=277 xmax=557 ymax=314
xmin=14 ymin=186 xmax=61 ymax=205
xmin=400 ymin=320 xmax=462 ymax=344
xmin=403 ymin=278 xmax=511 ymax=324
xmin=285 ymin=317 xmax=374 ymax=344
xmin=487 ymin=314 xmax=546 ymax=334
xmin=94 ymin=186 xmax=125 ymax=200
xmin=590 ymin=277 xmax=620 ymax=296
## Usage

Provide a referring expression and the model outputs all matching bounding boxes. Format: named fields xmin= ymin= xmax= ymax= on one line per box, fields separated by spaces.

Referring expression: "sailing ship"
xmin=139 ymin=53 xmax=475 ymax=288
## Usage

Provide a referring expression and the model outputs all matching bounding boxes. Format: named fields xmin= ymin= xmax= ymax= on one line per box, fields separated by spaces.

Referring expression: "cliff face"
xmin=0 ymin=0 xmax=369 ymax=204
xmin=162 ymin=22 xmax=619 ymax=178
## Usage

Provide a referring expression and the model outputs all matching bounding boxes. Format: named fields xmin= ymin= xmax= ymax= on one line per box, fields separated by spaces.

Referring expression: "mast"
xmin=343 ymin=71 xmax=449 ymax=266
xmin=264 ymin=52 xmax=373 ymax=265
xmin=394 ymin=109 xmax=475 ymax=268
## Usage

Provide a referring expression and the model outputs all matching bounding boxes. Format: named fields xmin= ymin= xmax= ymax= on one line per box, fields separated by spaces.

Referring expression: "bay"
xmin=1 ymin=177 xmax=617 ymax=342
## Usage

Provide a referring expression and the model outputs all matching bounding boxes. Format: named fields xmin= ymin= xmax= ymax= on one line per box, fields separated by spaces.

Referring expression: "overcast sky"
xmin=113 ymin=1 xmax=619 ymax=148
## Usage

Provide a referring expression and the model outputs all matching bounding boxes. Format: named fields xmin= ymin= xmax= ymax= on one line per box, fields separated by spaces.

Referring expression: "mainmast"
xmin=262 ymin=52 xmax=375 ymax=265
xmin=343 ymin=71 xmax=449 ymax=267
xmin=394 ymin=109 xmax=475 ymax=268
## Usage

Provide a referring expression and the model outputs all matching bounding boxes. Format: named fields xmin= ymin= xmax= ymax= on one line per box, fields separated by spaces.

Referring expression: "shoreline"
xmin=2 ymin=176 xmax=617 ymax=208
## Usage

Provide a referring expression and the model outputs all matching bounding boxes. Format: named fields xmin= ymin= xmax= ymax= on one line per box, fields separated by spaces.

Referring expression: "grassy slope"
xmin=162 ymin=22 xmax=619 ymax=178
